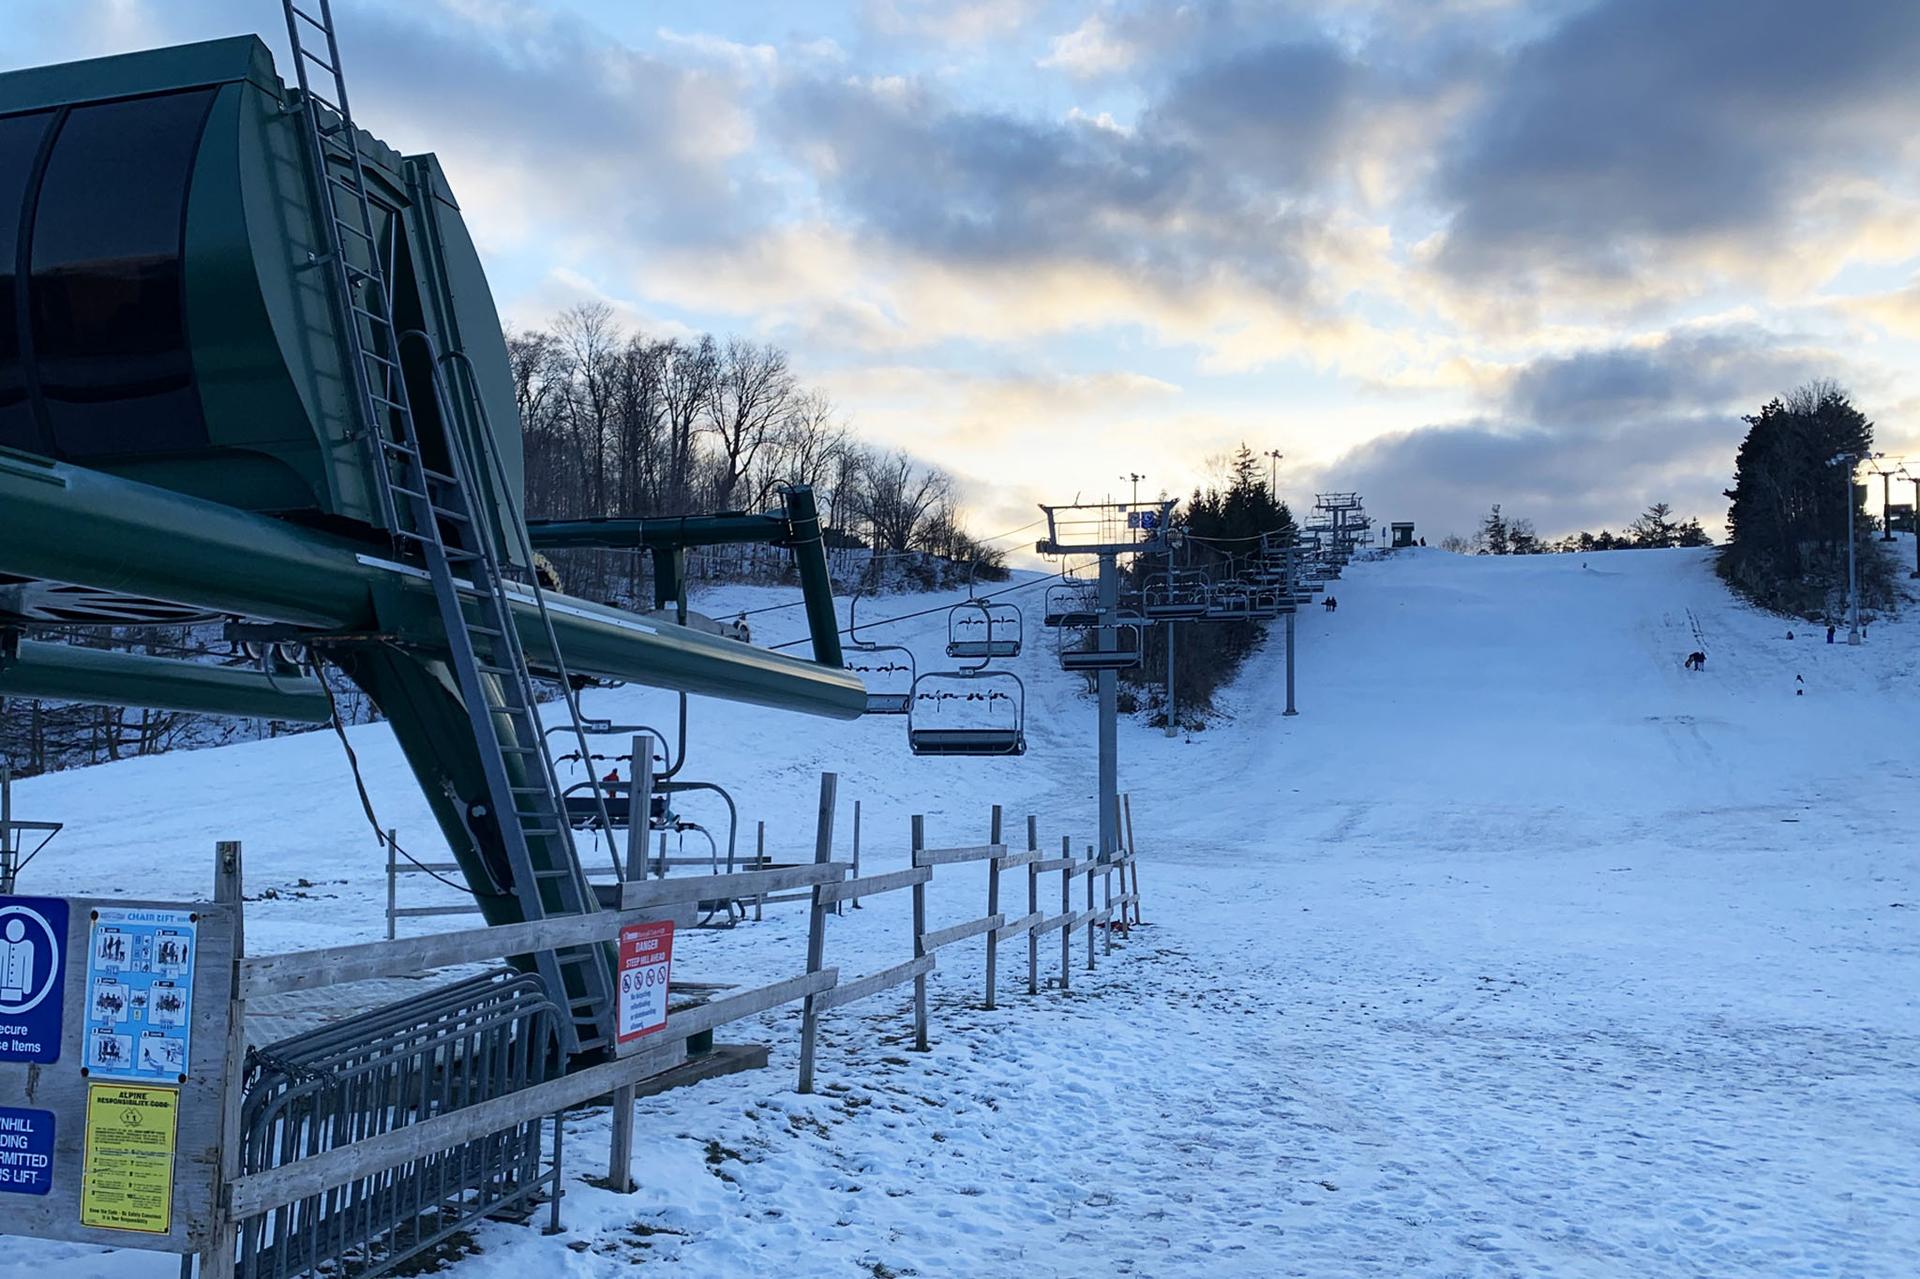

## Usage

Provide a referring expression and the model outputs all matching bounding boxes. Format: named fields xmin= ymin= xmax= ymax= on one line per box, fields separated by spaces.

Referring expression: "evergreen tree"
xmin=1629 ymin=502 xmax=1678 ymax=549
xmin=1480 ymin=504 xmax=1511 ymax=555
xmin=1720 ymin=381 xmax=1882 ymax=614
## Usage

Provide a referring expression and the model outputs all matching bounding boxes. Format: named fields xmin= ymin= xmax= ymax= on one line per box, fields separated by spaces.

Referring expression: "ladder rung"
xmin=299 ymin=47 xmax=339 ymax=75
xmin=288 ymin=4 xmax=327 ymax=31
xmin=329 ymin=216 xmax=376 ymax=245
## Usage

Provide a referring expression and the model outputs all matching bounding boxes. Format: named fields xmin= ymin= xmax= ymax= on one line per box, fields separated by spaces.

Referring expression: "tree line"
xmin=1442 ymin=501 xmax=1713 ymax=556
xmin=511 ymin=305 xmax=1000 ymax=598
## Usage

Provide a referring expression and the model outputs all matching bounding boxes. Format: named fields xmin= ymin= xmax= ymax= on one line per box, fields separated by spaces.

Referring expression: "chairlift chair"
xmin=1058 ymin=620 xmax=1144 ymax=671
xmin=906 ymin=668 xmax=1027 ymax=756
xmin=845 ymin=594 xmax=917 ymax=715
xmin=946 ymin=598 xmax=1024 ymax=659
xmin=1043 ymin=582 xmax=1100 ymax=628
xmin=1205 ymin=588 xmax=1254 ymax=621
xmin=1142 ymin=571 xmax=1210 ymax=620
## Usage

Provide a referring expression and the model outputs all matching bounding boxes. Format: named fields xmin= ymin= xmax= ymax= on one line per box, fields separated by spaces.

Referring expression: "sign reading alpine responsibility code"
xmin=615 ymin=920 xmax=673 ymax=1045
xmin=0 ymin=896 xmax=69 ymax=1065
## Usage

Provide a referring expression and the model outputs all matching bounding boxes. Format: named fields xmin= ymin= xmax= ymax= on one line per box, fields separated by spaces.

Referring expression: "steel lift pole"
xmin=1097 ymin=550 xmax=1120 ymax=860
xmin=1284 ymin=547 xmax=1299 ymax=717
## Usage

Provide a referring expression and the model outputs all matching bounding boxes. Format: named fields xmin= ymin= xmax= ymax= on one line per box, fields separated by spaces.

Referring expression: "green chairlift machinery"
xmin=0 ymin=29 xmax=862 ymax=1058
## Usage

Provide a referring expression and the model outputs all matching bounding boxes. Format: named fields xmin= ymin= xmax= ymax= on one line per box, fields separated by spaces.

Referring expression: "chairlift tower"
xmin=1037 ymin=500 xmax=1176 ymax=860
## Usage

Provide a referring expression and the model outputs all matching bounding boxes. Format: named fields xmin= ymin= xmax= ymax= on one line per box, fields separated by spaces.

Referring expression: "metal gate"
xmin=236 ymin=970 xmax=565 ymax=1277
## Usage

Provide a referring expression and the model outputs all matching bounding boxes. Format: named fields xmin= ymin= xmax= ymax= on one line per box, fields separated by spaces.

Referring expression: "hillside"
xmin=7 ymin=547 xmax=1917 ymax=1277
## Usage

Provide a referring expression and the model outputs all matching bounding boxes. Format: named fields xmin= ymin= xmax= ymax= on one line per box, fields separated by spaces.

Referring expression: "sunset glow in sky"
xmin=8 ymin=0 xmax=1920 ymax=545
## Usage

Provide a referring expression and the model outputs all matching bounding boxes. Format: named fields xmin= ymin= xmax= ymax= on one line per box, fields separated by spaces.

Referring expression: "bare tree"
xmin=703 ymin=338 xmax=795 ymax=511
xmin=852 ymin=448 xmax=952 ymax=553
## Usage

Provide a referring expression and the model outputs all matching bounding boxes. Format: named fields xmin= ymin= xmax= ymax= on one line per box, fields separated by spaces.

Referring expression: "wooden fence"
xmin=169 ymin=777 xmax=1145 ymax=1275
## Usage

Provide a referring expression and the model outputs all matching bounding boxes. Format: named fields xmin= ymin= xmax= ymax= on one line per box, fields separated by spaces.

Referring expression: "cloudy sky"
xmin=8 ymin=0 xmax=1920 ymax=547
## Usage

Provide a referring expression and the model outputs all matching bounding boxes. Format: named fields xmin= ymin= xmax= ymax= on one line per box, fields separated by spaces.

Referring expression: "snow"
xmin=5 ymin=544 xmax=1918 ymax=1276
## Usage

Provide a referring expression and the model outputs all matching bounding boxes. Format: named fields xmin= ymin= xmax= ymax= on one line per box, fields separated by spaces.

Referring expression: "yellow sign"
xmin=79 ymin=1083 xmax=178 ymax=1235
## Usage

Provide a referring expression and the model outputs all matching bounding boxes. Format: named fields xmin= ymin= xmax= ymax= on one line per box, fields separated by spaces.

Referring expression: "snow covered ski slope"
xmin=7 ymin=545 xmax=1917 ymax=1277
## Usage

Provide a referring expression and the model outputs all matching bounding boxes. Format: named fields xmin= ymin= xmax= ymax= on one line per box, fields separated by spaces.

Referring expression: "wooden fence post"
xmin=1103 ymin=861 xmax=1115 ymax=954
xmin=201 ymin=841 xmax=245 ymax=1279
xmin=384 ymin=830 xmax=397 ymax=940
xmin=1085 ymin=845 xmax=1097 ymax=972
xmin=912 ymin=815 xmax=930 ymax=1050
xmin=754 ymin=820 xmax=766 ymax=921
xmin=983 ymin=804 xmax=1002 ymax=1009
xmin=1025 ymin=816 xmax=1040 ymax=996
xmin=796 ymin=773 xmax=839 ymax=1094
xmin=851 ymin=800 xmax=863 ymax=910
xmin=1059 ymin=835 xmax=1072 ymax=993
xmin=1123 ymin=793 xmax=1142 ymax=925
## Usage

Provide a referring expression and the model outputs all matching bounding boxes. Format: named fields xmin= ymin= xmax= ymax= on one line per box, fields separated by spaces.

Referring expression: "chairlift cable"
xmin=318 ymin=675 xmax=514 ymax=900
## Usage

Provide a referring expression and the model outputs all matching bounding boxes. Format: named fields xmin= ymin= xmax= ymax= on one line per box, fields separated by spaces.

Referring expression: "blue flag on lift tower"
xmin=1128 ymin=510 xmax=1160 ymax=531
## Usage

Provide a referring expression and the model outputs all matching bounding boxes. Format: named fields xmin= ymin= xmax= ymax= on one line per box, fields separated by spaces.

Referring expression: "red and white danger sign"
xmin=614 ymin=920 xmax=674 ymax=1046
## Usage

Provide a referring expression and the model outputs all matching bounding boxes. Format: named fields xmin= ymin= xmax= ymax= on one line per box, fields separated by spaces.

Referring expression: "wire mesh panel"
xmin=236 ymin=970 xmax=566 ymax=1279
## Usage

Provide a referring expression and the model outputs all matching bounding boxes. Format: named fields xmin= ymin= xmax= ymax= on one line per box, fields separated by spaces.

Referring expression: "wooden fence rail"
xmin=209 ymin=785 xmax=1149 ymax=1273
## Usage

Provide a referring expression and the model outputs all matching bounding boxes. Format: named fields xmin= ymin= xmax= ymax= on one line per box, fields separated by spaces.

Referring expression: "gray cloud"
xmin=1 ymin=0 xmax=771 ymax=250
xmin=1434 ymin=0 xmax=1920 ymax=283
xmin=1322 ymin=327 xmax=1844 ymax=539
xmin=1501 ymin=328 xmax=1826 ymax=423
xmin=770 ymin=35 xmax=1389 ymax=304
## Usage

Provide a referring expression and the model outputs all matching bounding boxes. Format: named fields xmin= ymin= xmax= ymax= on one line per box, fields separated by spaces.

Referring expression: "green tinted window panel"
xmin=29 ymin=88 xmax=216 ymax=459
xmin=0 ymin=109 xmax=53 ymax=451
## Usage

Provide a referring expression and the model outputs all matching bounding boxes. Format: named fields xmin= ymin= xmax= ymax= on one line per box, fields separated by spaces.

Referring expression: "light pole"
xmin=1832 ymin=452 xmax=1863 ymax=645
xmin=1119 ymin=473 xmax=1144 ymax=507
xmin=1265 ymin=450 xmax=1284 ymax=495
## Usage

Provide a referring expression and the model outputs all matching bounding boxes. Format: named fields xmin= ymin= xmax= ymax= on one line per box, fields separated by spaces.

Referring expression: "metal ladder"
xmin=281 ymin=0 xmax=615 ymax=1055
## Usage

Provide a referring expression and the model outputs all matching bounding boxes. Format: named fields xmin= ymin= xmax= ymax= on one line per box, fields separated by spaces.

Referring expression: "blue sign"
xmin=84 ymin=907 xmax=197 ymax=1083
xmin=0 ymin=1107 xmax=54 ymax=1195
xmin=0 ymin=896 xmax=69 ymax=1065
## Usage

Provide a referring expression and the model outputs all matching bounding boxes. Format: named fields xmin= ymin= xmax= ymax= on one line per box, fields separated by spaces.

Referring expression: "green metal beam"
xmin=0 ymin=639 xmax=330 ymax=722
xmin=0 ymin=448 xmax=865 ymax=719
xmin=526 ymin=486 xmax=844 ymax=668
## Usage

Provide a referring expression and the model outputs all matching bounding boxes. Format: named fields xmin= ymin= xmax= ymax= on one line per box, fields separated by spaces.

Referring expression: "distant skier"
xmin=1684 ymin=651 xmax=1706 ymax=671
xmin=1323 ymin=596 xmax=1339 ymax=613
xmin=1827 ymin=624 xmax=1836 ymax=644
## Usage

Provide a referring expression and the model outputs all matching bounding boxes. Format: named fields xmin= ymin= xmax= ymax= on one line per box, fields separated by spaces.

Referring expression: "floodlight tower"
xmin=1038 ymin=498 xmax=1176 ymax=859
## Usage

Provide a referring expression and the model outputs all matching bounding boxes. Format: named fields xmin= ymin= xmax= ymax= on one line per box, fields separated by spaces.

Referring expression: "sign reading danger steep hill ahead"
xmin=614 ymin=921 xmax=673 ymax=1047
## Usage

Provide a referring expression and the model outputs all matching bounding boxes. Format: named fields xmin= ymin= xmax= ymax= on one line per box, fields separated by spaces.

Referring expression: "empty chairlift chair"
xmin=844 ymin=594 xmax=917 ymax=715
xmin=907 ymin=669 xmax=1027 ymax=756
xmin=1043 ymin=582 xmax=1100 ymax=628
xmin=946 ymin=598 xmax=1024 ymax=659
xmin=1142 ymin=571 xmax=1211 ymax=620
xmin=1058 ymin=620 xmax=1144 ymax=672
